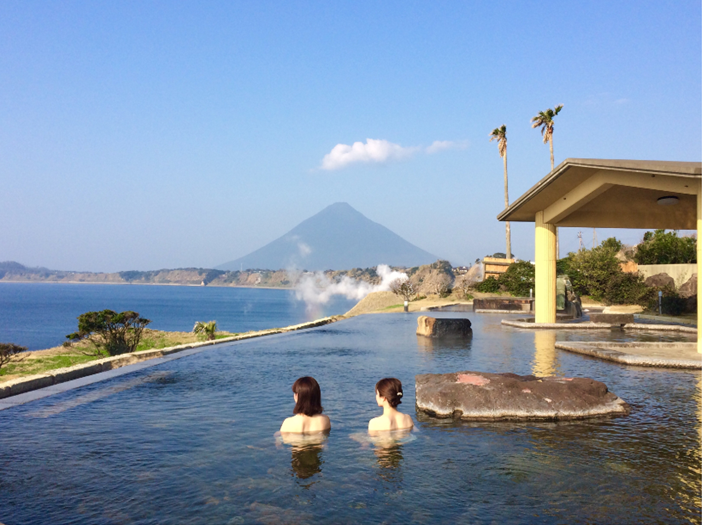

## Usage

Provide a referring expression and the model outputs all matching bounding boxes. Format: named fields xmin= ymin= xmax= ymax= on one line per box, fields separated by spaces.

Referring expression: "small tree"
xmin=0 ymin=343 xmax=27 ymax=372
xmin=564 ymin=238 xmax=622 ymax=300
xmin=66 ymin=310 xmax=151 ymax=356
xmin=455 ymin=275 xmax=474 ymax=300
xmin=498 ymin=260 xmax=535 ymax=297
xmin=634 ymin=230 xmax=696 ymax=264
xmin=434 ymin=274 xmax=453 ymax=298
xmin=390 ymin=278 xmax=416 ymax=302
xmin=193 ymin=320 xmax=218 ymax=341
xmin=475 ymin=276 xmax=500 ymax=293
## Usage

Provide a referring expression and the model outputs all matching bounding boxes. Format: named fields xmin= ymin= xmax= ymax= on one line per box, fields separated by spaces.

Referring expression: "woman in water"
xmin=368 ymin=377 xmax=414 ymax=432
xmin=280 ymin=376 xmax=331 ymax=433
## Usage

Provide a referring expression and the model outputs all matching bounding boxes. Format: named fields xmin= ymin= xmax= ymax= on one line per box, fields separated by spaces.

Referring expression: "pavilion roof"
xmin=497 ymin=158 xmax=702 ymax=229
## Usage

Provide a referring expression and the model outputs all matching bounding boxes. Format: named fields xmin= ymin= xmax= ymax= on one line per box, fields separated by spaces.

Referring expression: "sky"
xmin=1 ymin=1 xmax=700 ymax=272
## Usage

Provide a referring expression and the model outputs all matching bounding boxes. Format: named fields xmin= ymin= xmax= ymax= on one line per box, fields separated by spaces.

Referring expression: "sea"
xmin=0 ymin=282 xmax=358 ymax=351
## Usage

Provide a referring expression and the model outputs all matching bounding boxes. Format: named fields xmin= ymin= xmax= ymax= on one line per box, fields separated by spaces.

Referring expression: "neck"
xmin=382 ymin=404 xmax=397 ymax=417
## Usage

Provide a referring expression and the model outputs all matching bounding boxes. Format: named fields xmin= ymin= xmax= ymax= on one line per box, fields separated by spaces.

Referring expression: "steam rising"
xmin=294 ymin=264 xmax=407 ymax=310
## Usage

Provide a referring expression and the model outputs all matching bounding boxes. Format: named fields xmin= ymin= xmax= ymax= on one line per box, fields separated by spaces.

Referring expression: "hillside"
xmin=0 ymin=260 xmax=457 ymax=294
xmin=217 ymin=202 xmax=438 ymax=271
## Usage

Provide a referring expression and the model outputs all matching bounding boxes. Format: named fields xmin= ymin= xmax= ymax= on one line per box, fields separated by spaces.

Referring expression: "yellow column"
xmin=697 ymin=178 xmax=701 ymax=352
xmin=535 ymin=210 xmax=557 ymax=323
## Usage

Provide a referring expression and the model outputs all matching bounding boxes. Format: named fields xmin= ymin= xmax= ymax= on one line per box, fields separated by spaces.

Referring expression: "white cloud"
xmin=426 ymin=140 xmax=470 ymax=154
xmin=320 ymin=138 xmax=417 ymax=171
xmin=320 ymin=137 xmax=468 ymax=171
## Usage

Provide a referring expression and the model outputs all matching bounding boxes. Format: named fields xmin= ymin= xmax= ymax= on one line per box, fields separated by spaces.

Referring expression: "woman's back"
xmin=280 ymin=377 xmax=330 ymax=434
xmin=368 ymin=411 xmax=413 ymax=432
xmin=281 ymin=413 xmax=330 ymax=434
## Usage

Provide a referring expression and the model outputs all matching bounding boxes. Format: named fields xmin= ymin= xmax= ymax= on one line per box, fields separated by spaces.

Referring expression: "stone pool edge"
xmin=501 ymin=319 xmax=698 ymax=333
xmin=555 ymin=342 xmax=701 ymax=369
xmin=0 ymin=316 xmax=342 ymax=400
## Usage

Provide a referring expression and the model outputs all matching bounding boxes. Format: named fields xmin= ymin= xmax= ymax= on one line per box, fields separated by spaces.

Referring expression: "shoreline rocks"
xmin=415 ymin=371 xmax=630 ymax=420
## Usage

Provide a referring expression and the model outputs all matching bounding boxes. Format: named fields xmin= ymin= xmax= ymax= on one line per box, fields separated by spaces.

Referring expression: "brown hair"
xmin=376 ymin=377 xmax=403 ymax=408
xmin=292 ymin=376 xmax=324 ymax=416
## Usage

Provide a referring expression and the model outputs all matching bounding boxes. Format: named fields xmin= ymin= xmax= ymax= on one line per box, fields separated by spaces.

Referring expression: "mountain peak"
xmin=217 ymin=203 xmax=438 ymax=271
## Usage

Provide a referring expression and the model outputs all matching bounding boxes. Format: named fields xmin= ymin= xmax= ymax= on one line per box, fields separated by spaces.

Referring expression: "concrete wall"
xmin=637 ymin=264 xmax=697 ymax=288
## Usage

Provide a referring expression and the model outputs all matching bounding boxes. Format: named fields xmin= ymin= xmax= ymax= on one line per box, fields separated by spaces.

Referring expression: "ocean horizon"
xmin=0 ymin=282 xmax=357 ymax=351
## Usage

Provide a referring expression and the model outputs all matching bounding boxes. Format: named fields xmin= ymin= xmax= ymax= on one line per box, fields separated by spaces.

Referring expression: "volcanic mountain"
xmin=217 ymin=202 xmax=438 ymax=271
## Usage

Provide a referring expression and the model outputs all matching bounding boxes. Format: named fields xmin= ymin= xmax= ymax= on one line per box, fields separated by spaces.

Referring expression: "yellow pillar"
xmin=535 ymin=210 xmax=557 ymax=323
xmin=697 ymin=178 xmax=701 ymax=352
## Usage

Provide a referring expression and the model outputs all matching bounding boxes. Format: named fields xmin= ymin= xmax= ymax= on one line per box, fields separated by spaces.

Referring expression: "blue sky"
xmin=1 ymin=1 xmax=700 ymax=272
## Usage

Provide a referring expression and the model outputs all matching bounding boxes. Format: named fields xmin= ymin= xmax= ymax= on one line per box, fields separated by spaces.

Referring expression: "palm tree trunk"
xmin=503 ymin=153 xmax=511 ymax=260
xmin=549 ymin=136 xmax=559 ymax=258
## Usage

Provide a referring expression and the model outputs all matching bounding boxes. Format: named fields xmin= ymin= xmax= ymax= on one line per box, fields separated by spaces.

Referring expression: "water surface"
xmin=0 ymin=283 xmax=354 ymax=350
xmin=0 ymin=313 xmax=699 ymax=524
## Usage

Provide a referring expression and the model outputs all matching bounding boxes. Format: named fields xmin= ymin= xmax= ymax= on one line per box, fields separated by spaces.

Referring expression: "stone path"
xmin=555 ymin=342 xmax=701 ymax=369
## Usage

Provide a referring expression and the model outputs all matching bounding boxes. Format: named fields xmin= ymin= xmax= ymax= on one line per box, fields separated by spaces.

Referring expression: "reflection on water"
xmin=352 ymin=430 xmax=416 ymax=486
xmin=416 ymin=334 xmax=472 ymax=354
xmin=278 ymin=432 xmax=328 ymax=483
xmin=532 ymin=330 xmax=559 ymax=376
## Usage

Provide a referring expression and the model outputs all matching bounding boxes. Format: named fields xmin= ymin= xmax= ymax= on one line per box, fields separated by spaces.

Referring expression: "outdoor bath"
xmin=0 ymin=312 xmax=699 ymax=524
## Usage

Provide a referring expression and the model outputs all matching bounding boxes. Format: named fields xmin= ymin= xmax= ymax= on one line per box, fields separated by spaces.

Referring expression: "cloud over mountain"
xmin=319 ymin=138 xmax=468 ymax=170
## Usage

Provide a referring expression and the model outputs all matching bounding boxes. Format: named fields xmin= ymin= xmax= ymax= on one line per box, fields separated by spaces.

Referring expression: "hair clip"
xmin=397 ymin=392 xmax=403 ymax=397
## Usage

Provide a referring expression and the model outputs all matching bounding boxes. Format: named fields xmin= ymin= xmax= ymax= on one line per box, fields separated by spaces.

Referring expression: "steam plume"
xmin=294 ymin=264 xmax=407 ymax=311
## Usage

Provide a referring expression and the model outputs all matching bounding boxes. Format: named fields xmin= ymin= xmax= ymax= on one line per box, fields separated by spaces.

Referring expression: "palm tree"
xmin=193 ymin=320 xmax=217 ymax=341
xmin=531 ymin=105 xmax=564 ymax=171
xmin=489 ymin=125 xmax=511 ymax=260
xmin=532 ymin=105 xmax=564 ymax=257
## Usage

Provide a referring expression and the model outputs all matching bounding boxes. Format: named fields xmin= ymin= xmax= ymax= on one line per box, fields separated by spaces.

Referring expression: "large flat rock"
xmin=416 ymin=316 xmax=472 ymax=337
xmin=415 ymin=371 xmax=629 ymax=420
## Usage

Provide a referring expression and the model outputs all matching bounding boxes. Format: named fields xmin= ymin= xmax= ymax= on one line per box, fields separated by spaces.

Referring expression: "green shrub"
xmin=193 ymin=320 xmax=218 ymax=341
xmin=603 ymin=272 xmax=654 ymax=306
xmin=0 ymin=342 xmax=27 ymax=371
xmin=564 ymin=238 xmax=622 ymax=301
xmin=438 ymin=286 xmax=453 ymax=298
xmin=634 ymin=230 xmax=696 ymax=264
xmin=661 ymin=295 xmax=687 ymax=315
xmin=476 ymin=276 xmax=500 ymax=293
xmin=497 ymin=261 xmax=535 ymax=297
xmin=67 ymin=310 xmax=151 ymax=356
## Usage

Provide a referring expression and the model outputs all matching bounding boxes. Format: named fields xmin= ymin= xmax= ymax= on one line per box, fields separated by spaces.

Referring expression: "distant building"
xmin=483 ymin=257 xmax=515 ymax=280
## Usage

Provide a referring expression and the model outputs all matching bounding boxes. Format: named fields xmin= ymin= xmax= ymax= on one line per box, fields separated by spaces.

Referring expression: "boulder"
xmin=644 ymin=273 xmax=675 ymax=290
xmin=602 ymin=305 xmax=643 ymax=314
xmin=588 ymin=313 xmax=635 ymax=325
xmin=415 ymin=371 xmax=629 ymax=420
xmin=678 ymin=274 xmax=697 ymax=299
xmin=416 ymin=316 xmax=472 ymax=337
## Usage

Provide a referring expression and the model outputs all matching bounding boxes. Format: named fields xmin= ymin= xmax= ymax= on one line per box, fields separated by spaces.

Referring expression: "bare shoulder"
xmin=402 ymin=413 xmax=414 ymax=429
xmin=315 ymin=414 xmax=331 ymax=431
xmin=280 ymin=415 xmax=299 ymax=433
xmin=368 ymin=415 xmax=384 ymax=431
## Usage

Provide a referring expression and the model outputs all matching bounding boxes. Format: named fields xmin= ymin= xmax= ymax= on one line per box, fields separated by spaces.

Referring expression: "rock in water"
xmin=416 ymin=316 xmax=472 ymax=337
xmin=415 ymin=371 xmax=629 ymax=420
xmin=588 ymin=313 xmax=635 ymax=325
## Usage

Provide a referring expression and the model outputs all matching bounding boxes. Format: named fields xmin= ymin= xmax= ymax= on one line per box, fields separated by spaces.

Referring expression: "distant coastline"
xmin=0 ymin=280 xmax=286 ymax=290
xmin=0 ymin=259 xmax=463 ymax=297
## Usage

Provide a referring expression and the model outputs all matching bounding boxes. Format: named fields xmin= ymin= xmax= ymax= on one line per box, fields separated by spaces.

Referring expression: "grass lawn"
xmin=0 ymin=328 xmax=238 ymax=382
